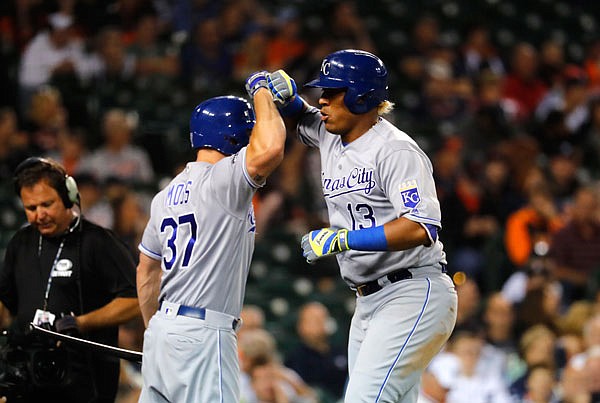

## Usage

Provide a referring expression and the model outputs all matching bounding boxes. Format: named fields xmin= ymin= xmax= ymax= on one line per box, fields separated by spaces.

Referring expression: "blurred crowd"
xmin=2 ymin=0 xmax=600 ymax=402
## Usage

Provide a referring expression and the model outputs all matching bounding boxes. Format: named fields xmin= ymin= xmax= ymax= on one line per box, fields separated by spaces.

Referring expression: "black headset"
xmin=13 ymin=157 xmax=80 ymax=208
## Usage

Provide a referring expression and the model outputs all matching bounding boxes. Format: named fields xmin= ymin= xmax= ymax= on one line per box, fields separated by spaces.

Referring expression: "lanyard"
xmin=39 ymin=234 xmax=66 ymax=311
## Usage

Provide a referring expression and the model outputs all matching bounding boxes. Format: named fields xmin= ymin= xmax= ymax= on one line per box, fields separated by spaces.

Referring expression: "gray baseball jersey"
xmin=298 ymin=106 xmax=457 ymax=403
xmin=139 ymin=147 xmax=261 ymax=317
xmin=298 ymin=106 xmax=446 ymax=286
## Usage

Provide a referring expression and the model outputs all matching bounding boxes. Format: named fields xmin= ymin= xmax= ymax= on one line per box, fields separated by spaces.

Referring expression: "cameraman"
xmin=0 ymin=157 xmax=140 ymax=402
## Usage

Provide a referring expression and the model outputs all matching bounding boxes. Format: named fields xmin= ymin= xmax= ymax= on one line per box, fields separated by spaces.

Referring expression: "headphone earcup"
xmin=64 ymin=175 xmax=80 ymax=206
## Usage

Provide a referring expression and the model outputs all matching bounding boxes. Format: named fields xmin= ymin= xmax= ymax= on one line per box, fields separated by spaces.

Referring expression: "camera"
xmin=0 ymin=329 xmax=71 ymax=400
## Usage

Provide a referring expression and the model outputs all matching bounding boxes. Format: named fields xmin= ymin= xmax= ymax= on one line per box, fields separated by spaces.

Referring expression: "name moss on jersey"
xmin=165 ymin=180 xmax=192 ymax=207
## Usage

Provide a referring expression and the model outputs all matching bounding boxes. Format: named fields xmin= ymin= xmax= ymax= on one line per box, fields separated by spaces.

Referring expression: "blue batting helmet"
xmin=190 ymin=96 xmax=255 ymax=155
xmin=305 ymin=49 xmax=388 ymax=114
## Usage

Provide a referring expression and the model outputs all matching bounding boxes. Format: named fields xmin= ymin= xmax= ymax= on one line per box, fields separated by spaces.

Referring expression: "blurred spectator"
xmin=461 ymin=71 xmax=519 ymax=162
xmin=110 ymin=189 xmax=148 ymax=261
xmin=79 ymin=108 xmax=154 ymax=185
xmin=265 ymin=7 xmax=307 ymax=71
xmin=514 ymin=269 xmax=562 ymax=337
xmin=238 ymin=328 xmax=317 ymax=403
xmin=170 ymin=0 xmax=220 ymax=39
xmin=561 ymin=315 xmax=600 ymax=403
xmin=483 ymin=292 xmax=518 ymax=358
xmin=285 ymin=302 xmax=347 ymax=401
xmin=127 ymin=11 xmax=180 ymax=80
xmin=116 ymin=316 xmax=145 ymax=403
xmin=509 ymin=324 xmax=561 ymax=401
xmin=240 ymin=304 xmax=266 ymax=336
xmin=454 ymin=23 xmax=504 ymax=81
xmin=411 ymin=54 xmax=472 ymax=141
xmin=233 ymin=24 xmax=270 ymax=83
xmin=326 ymin=1 xmax=375 ymax=53
xmin=583 ymin=39 xmax=600 ymax=91
xmin=453 ymin=276 xmax=482 ymax=333
xmin=25 ymin=85 xmax=70 ymax=153
xmin=85 ymin=25 xmax=138 ymax=119
xmin=76 ymin=172 xmax=114 ymax=229
xmin=548 ymin=186 xmax=600 ymax=305
xmin=545 ymin=150 xmax=584 ymax=209
xmin=101 ymin=0 xmax=157 ymax=41
xmin=522 ymin=364 xmax=560 ymax=403
xmin=538 ymin=39 xmax=566 ymax=89
xmin=444 ymin=329 xmax=513 ymax=403
xmin=502 ymin=42 xmax=549 ymax=124
xmin=504 ymin=176 xmax=565 ymax=269
xmin=0 ymin=106 xmax=31 ymax=180
xmin=417 ymin=352 xmax=461 ymax=403
xmin=180 ymin=17 xmax=234 ymax=98
xmin=397 ymin=14 xmax=440 ymax=91
xmin=501 ymin=254 xmax=561 ymax=308
xmin=17 ymin=12 xmax=94 ymax=112
xmin=535 ymin=65 xmax=590 ymax=146
xmin=45 ymin=127 xmax=89 ymax=176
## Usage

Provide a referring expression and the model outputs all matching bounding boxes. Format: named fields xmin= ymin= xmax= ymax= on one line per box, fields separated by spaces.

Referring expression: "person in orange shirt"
xmin=504 ymin=180 xmax=564 ymax=268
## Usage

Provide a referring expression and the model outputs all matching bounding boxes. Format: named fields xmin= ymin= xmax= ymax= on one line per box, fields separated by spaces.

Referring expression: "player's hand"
xmin=55 ymin=313 xmax=80 ymax=336
xmin=301 ymin=228 xmax=350 ymax=264
xmin=267 ymin=69 xmax=297 ymax=106
xmin=245 ymin=71 xmax=269 ymax=98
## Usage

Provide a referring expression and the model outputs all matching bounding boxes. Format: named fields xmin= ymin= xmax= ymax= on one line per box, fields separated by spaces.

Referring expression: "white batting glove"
xmin=245 ymin=71 xmax=269 ymax=98
xmin=267 ymin=69 xmax=297 ymax=106
xmin=301 ymin=228 xmax=350 ymax=264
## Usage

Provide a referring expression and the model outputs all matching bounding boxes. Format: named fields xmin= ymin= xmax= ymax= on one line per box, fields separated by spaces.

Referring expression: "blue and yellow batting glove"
xmin=267 ymin=69 xmax=297 ymax=106
xmin=301 ymin=228 xmax=350 ymax=264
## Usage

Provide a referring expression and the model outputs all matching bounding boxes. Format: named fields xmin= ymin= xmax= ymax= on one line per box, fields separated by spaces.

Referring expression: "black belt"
xmin=355 ymin=269 xmax=413 ymax=297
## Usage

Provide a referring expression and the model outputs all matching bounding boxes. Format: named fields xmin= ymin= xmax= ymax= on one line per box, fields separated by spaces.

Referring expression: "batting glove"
xmin=245 ymin=70 xmax=269 ymax=98
xmin=267 ymin=69 xmax=297 ymax=106
xmin=301 ymin=228 xmax=350 ymax=264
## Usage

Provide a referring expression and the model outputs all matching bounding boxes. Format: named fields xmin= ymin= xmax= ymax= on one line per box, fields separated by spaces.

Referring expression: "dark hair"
xmin=13 ymin=157 xmax=78 ymax=208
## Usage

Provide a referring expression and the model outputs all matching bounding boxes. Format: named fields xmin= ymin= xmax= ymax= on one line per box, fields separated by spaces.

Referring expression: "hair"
xmin=238 ymin=328 xmax=278 ymax=369
xmin=377 ymin=100 xmax=395 ymax=116
xmin=13 ymin=157 xmax=77 ymax=208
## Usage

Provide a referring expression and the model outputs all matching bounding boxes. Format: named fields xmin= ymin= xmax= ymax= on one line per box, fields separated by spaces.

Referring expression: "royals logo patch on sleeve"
xmin=400 ymin=180 xmax=421 ymax=208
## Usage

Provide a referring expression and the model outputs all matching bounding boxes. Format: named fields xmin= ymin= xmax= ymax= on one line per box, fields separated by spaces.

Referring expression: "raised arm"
xmin=244 ymin=72 xmax=287 ymax=183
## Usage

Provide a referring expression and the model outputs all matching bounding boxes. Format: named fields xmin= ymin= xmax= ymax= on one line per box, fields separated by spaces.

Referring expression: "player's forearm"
xmin=381 ymin=217 xmax=431 ymax=251
xmin=136 ymin=256 xmax=162 ymax=327
xmin=247 ymin=88 xmax=286 ymax=178
xmin=77 ymin=297 xmax=140 ymax=332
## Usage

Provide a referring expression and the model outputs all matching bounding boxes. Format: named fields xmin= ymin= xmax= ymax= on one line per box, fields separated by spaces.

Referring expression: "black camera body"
xmin=0 ymin=329 xmax=71 ymax=400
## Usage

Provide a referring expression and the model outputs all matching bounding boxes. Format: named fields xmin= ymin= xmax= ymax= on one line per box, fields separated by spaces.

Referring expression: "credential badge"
xmin=400 ymin=180 xmax=421 ymax=208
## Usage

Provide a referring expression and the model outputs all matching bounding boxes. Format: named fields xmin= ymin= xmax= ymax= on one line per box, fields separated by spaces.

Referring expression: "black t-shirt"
xmin=0 ymin=217 xmax=137 ymax=402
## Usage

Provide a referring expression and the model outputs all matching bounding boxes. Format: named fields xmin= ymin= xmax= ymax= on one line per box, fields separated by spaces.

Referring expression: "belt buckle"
xmin=356 ymin=284 xmax=367 ymax=297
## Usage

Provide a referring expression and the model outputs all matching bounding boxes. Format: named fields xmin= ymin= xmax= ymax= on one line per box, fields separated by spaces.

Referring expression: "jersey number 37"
xmin=160 ymin=213 xmax=198 ymax=270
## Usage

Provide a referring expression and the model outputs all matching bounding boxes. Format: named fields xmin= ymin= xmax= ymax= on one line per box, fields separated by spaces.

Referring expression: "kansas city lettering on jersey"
xmin=322 ymin=167 xmax=376 ymax=198
xmin=166 ymin=180 xmax=193 ymax=207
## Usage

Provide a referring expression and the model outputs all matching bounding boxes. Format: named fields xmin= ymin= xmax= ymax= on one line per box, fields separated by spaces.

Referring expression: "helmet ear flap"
xmin=344 ymin=88 xmax=375 ymax=115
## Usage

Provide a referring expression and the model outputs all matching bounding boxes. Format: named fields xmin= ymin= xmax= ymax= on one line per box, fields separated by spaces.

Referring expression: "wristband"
xmin=279 ymin=96 xmax=304 ymax=117
xmin=347 ymin=225 xmax=388 ymax=251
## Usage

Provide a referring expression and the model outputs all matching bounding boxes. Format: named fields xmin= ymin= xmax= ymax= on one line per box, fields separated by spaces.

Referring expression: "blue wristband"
xmin=347 ymin=225 xmax=388 ymax=251
xmin=279 ymin=96 xmax=304 ymax=117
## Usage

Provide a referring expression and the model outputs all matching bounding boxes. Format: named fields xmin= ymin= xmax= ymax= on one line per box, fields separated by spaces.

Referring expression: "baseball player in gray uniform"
xmin=136 ymin=74 xmax=286 ymax=402
xmin=267 ymin=50 xmax=458 ymax=402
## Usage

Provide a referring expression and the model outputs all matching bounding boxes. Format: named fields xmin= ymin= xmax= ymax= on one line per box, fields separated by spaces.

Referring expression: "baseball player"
xmin=136 ymin=75 xmax=286 ymax=402
xmin=267 ymin=50 xmax=458 ymax=402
